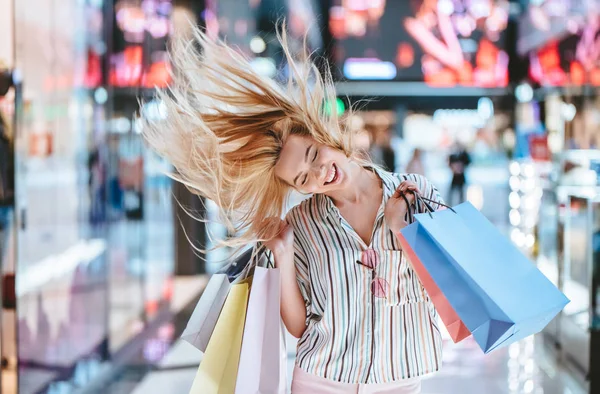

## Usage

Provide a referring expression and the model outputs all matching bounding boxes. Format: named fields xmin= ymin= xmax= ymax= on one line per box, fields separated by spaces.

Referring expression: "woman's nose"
xmin=313 ymin=164 xmax=326 ymax=183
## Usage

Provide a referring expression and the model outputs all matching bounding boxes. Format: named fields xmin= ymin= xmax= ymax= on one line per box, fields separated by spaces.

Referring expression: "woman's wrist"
xmin=271 ymin=246 xmax=294 ymax=268
xmin=271 ymin=245 xmax=291 ymax=258
xmin=389 ymin=211 xmax=409 ymax=234
xmin=390 ymin=222 xmax=407 ymax=235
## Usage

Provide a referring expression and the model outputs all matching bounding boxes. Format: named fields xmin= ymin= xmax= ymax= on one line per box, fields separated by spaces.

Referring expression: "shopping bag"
xmin=189 ymin=281 xmax=250 ymax=394
xmin=235 ymin=267 xmax=286 ymax=393
xmin=397 ymin=194 xmax=471 ymax=343
xmin=182 ymin=245 xmax=264 ymax=352
xmin=400 ymin=201 xmax=569 ymax=353
xmin=181 ymin=273 xmax=231 ymax=352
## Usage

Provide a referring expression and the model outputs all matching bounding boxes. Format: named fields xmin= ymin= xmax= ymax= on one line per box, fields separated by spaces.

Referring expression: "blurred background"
xmin=0 ymin=0 xmax=599 ymax=393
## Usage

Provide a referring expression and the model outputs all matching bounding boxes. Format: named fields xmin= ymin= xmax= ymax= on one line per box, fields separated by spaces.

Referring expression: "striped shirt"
xmin=285 ymin=167 xmax=444 ymax=384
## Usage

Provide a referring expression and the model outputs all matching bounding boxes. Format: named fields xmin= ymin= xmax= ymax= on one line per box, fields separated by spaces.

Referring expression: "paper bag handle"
xmin=400 ymin=192 xmax=456 ymax=222
xmin=417 ymin=195 xmax=455 ymax=213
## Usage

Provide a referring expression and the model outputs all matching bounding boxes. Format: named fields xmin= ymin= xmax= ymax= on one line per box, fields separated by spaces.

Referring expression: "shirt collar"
xmin=370 ymin=165 xmax=396 ymax=201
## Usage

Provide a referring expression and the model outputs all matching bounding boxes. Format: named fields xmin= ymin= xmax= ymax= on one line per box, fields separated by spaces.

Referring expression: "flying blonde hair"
xmin=141 ymin=23 xmax=364 ymax=249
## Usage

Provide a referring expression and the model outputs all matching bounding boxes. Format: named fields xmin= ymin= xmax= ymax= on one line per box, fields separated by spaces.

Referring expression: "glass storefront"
xmin=529 ymin=91 xmax=600 ymax=381
xmin=0 ymin=1 xmax=176 ymax=392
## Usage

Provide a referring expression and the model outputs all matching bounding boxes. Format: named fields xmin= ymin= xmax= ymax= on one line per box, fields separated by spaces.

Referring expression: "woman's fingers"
xmin=399 ymin=181 xmax=419 ymax=193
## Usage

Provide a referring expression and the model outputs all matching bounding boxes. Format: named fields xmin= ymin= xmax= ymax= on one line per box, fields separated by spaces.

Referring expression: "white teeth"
xmin=326 ymin=166 xmax=336 ymax=183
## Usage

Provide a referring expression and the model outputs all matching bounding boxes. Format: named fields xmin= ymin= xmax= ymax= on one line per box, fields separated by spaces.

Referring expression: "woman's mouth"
xmin=325 ymin=163 xmax=340 ymax=186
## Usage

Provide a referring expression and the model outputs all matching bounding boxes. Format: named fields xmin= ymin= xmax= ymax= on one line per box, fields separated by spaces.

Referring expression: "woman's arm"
xmin=265 ymin=218 xmax=308 ymax=339
xmin=273 ymin=248 xmax=307 ymax=338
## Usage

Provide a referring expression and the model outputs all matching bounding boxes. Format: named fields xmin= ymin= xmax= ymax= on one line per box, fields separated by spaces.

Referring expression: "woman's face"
xmin=274 ymin=134 xmax=352 ymax=194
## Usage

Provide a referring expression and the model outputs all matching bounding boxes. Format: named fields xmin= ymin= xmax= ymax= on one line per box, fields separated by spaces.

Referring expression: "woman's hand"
xmin=384 ymin=180 xmax=421 ymax=234
xmin=263 ymin=218 xmax=294 ymax=262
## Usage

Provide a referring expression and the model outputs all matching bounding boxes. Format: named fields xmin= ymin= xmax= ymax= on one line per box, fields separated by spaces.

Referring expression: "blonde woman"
xmin=142 ymin=25 xmax=444 ymax=394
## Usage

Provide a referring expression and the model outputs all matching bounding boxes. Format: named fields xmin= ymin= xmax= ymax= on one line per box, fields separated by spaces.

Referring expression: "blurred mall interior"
xmin=0 ymin=0 xmax=599 ymax=393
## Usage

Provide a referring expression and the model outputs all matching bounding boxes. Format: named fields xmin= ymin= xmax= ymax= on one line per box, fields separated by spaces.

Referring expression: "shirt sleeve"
xmin=286 ymin=208 xmax=313 ymax=326
xmin=293 ymin=241 xmax=313 ymax=326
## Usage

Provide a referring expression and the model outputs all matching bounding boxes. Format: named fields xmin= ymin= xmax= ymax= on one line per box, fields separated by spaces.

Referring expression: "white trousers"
xmin=291 ymin=366 xmax=422 ymax=394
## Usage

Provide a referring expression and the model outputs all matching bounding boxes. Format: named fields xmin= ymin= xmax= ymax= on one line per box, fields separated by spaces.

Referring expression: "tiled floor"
xmin=127 ymin=333 xmax=587 ymax=394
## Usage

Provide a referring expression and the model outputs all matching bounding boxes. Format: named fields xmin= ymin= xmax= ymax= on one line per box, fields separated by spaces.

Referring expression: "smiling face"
xmin=274 ymin=134 xmax=353 ymax=194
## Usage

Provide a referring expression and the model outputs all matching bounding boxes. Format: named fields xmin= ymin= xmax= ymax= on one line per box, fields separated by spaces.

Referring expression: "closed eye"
xmin=301 ymin=147 xmax=317 ymax=186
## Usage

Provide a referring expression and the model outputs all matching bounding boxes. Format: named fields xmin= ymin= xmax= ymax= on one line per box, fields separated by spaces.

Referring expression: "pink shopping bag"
xmin=397 ymin=233 xmax=471 ymax=343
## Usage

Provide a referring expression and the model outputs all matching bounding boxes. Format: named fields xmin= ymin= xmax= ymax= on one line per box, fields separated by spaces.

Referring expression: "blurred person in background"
xmin=448 ymin=142 xmax=471 ymax=205
xmin=141 ymin=25 xmax=445 ymax=393
xmin=370 ymin=127 xmax=397 ymax=172
xmin=347 ymin=114 xmax=372 ymax=161
xmin=0 ymin=107 xmax=14 ymax=294
xmin=355 ymin=128 xmax=372 ymax=160
xmin=406 ymin=148 xmax=425 ymax=176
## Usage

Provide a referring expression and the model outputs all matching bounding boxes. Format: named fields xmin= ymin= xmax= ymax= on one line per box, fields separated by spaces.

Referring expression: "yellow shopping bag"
xmin=189 ymin=281 xmax=250 ymax=394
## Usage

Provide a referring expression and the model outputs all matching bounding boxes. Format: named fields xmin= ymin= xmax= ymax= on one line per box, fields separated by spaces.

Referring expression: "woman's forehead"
xmin=278 ymin=134 xmax=310 ymax=163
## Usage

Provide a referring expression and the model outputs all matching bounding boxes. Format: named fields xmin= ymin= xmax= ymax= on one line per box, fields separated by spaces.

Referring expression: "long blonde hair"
xmin=141 ymin=23 xmax=361 ymax=249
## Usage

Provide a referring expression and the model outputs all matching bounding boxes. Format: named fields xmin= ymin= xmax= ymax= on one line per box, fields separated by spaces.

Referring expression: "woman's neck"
xmin=326 ymin=163 xmax=381 ymax=206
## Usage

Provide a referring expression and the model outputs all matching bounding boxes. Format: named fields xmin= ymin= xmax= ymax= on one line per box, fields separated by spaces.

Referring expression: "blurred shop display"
xmin=519 ymin=0 xmax=600 ymax=87
xmin=199 ymin=0 xmax=322 ymax=82
xmin=513 ymin=100 xmax=547 ymax=161
xmin=110 ymin=0 xmax=172 ymax=88
xmin=550 ymin=95 xmax=600 ymax=187
xmin=329 ymin=0 xmax=510 ymax=87
xmin=516 ymin=10 xmax=600 ymax=383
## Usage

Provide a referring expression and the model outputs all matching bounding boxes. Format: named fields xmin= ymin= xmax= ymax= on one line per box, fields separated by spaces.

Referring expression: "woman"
xmin=141 ymin=26 xmax=444 ymax=393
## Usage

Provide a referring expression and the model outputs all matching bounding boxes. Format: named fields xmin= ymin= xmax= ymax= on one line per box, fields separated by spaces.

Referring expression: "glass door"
xmin=537 ymin=187 xmax=561 ymax=341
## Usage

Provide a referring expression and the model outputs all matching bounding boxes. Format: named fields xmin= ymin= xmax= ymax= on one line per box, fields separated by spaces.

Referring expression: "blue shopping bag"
xmin=400 ymin=201 xmax=569 ymax=353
